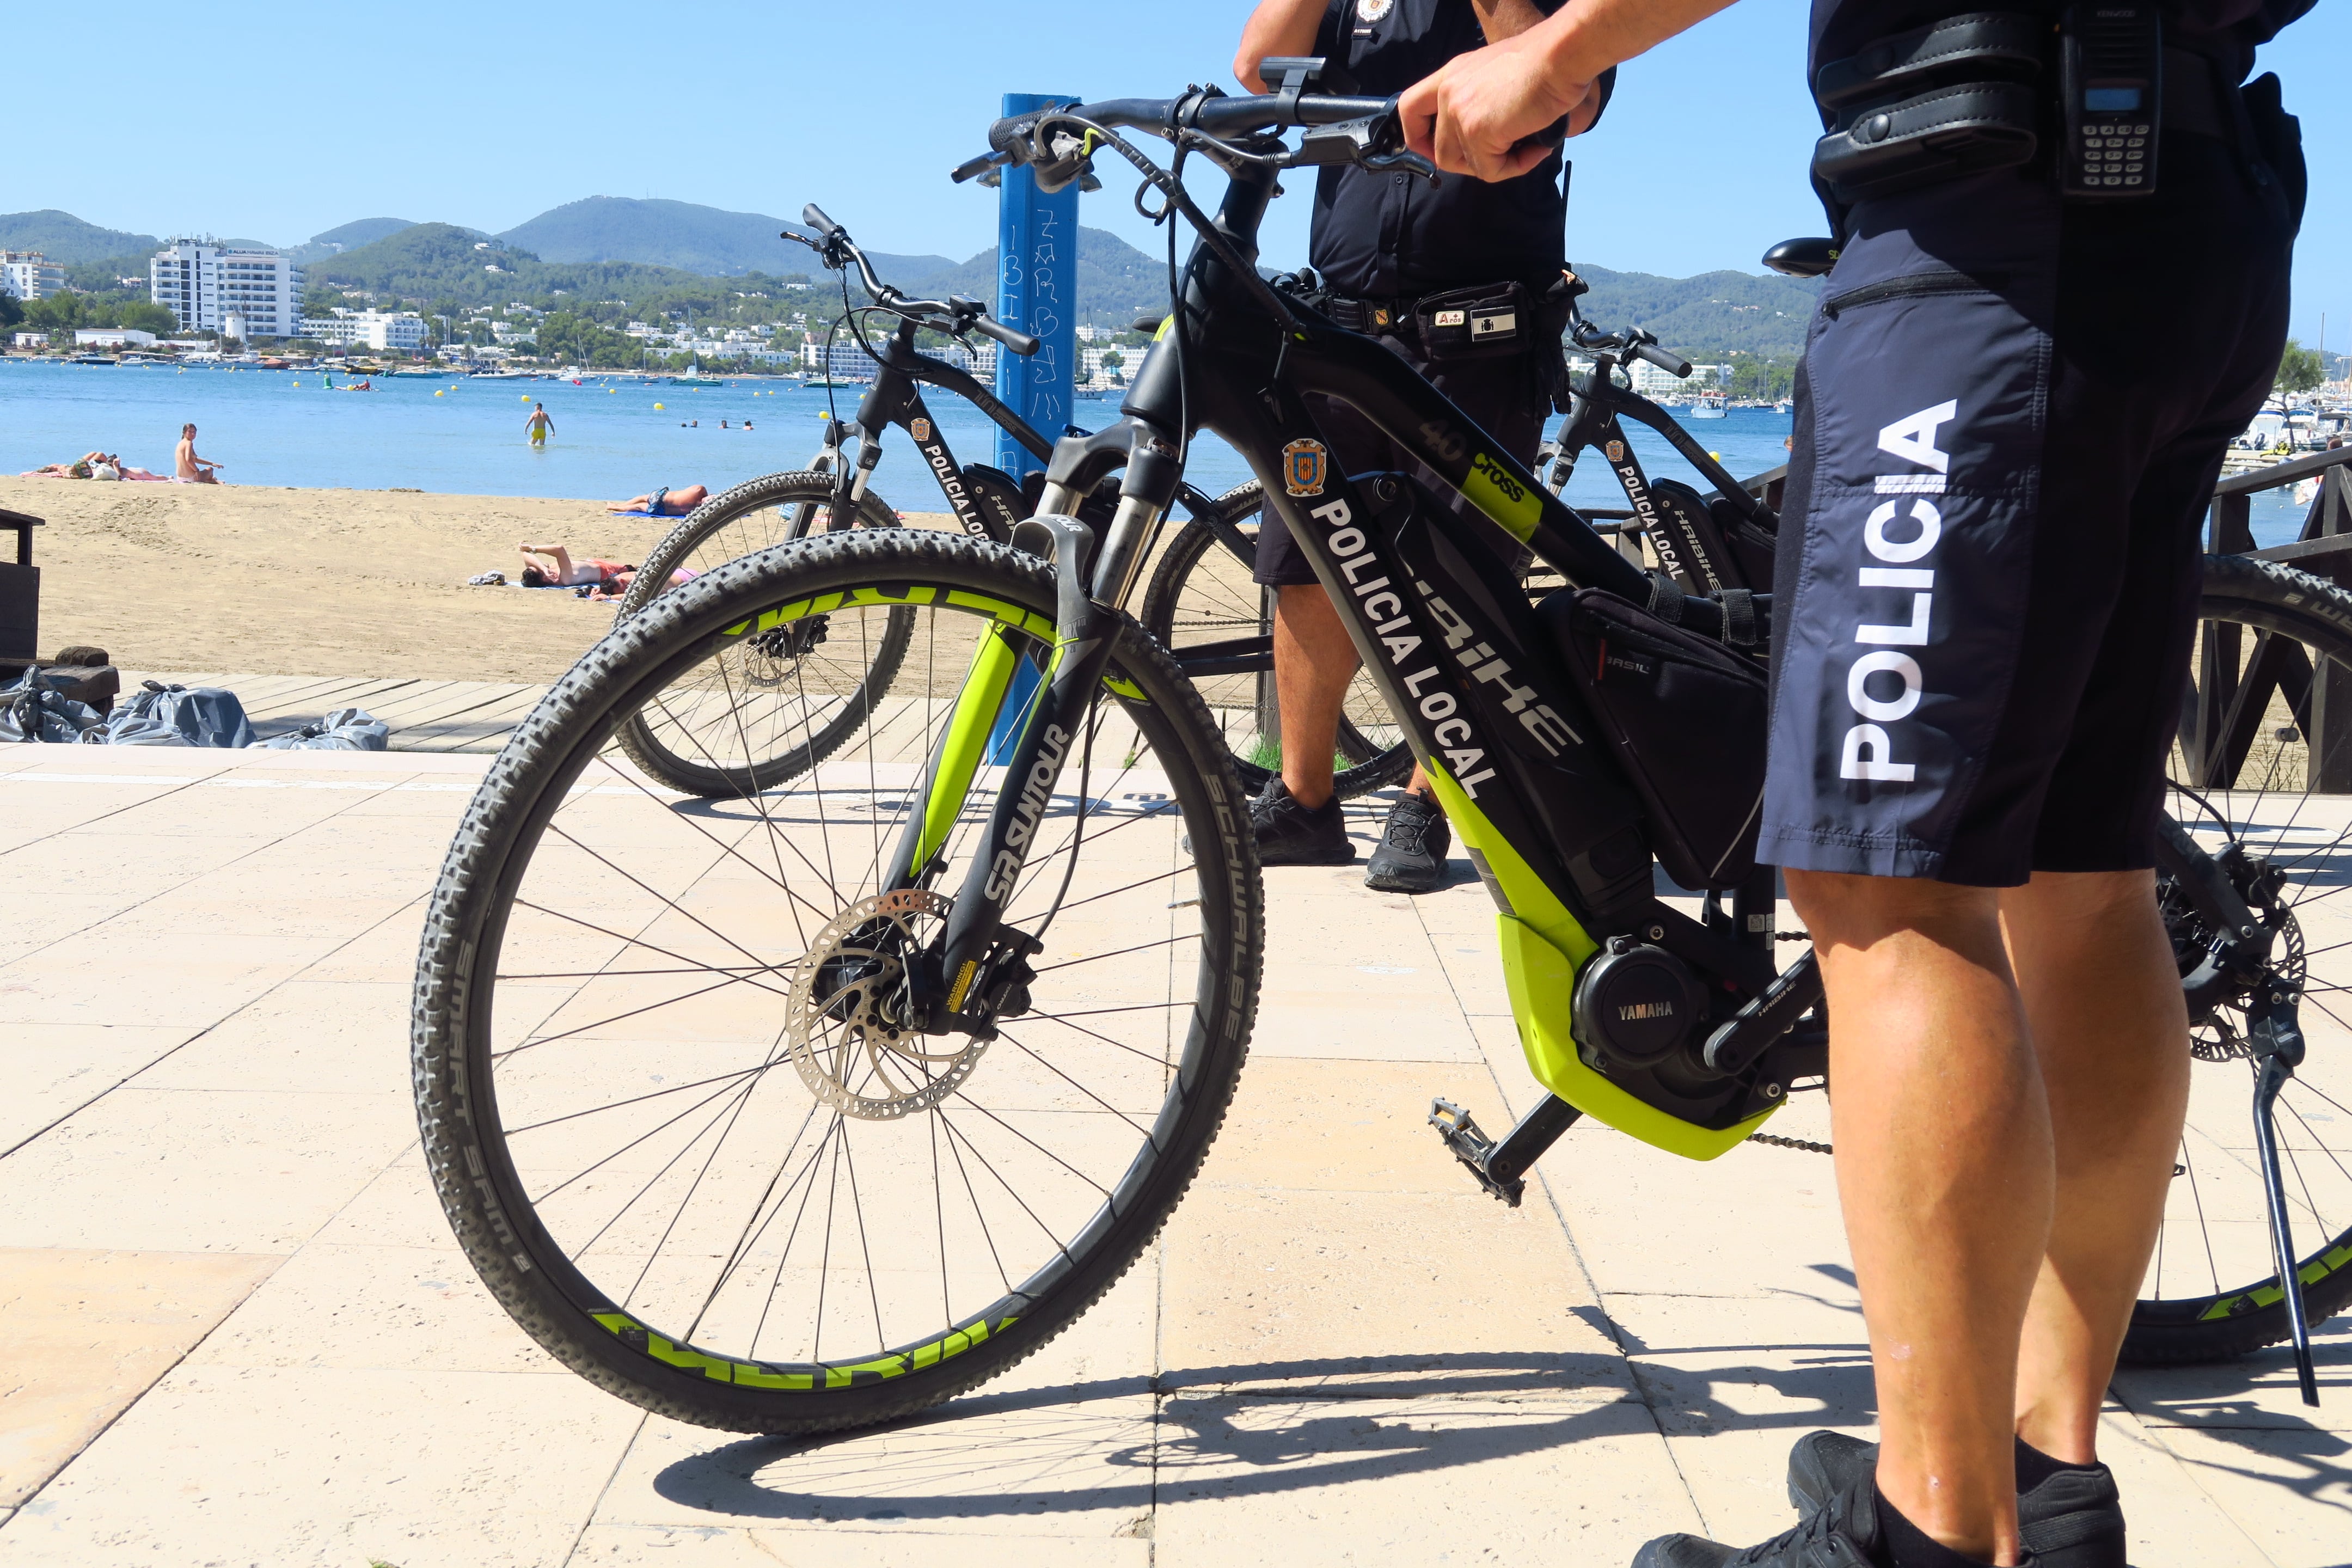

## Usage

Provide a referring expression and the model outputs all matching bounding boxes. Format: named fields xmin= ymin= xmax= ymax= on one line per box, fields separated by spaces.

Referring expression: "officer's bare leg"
xmin=1272 ymin=584 xmax=1358 ymax=809
xmin=1274 ymin=583 xmax=1438 ymax=808
xmin=2000 ymin=869 xmax=2189 ymax=1463
xmin=1785 ymin=869 xmax=2055 ymax=1565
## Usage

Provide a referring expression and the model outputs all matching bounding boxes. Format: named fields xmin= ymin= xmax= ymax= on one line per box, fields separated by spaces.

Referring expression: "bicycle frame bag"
xmin=1810 ymin=11 xmax=2047 ymax=203
xmin=1538 ymin=586 xmax=1768 ymax=891
xmin=1413 ymin=280 xmax=1532 ymax=364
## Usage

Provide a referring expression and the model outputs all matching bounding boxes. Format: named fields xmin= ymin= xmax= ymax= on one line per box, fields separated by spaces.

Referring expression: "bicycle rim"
xmin=415 ymin=531 xmax=1261 ymax=1432
xmin=2127 ymin=554 xmax=2352 ymax=1362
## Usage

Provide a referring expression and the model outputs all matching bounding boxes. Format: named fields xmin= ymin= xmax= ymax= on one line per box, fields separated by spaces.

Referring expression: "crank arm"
xmin=1430 ymin=1095 xmax=1581 ymax=1208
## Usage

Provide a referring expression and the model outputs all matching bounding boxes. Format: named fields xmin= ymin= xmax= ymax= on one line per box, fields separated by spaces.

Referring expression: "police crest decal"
xmin=910 ymin=418 xmax=932 ymax=442
xmin=1281 ymin=438 xmax=1329 ymax=497
xmin=1605 ymin=439 xmax=1626 ymax=462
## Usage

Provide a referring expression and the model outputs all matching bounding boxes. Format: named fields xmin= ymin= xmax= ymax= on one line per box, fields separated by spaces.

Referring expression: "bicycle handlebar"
xmin=1632 ymin=341 xmax=1693 ymax=378
xmin=783 ymin=213 xmax=1039 ymax=357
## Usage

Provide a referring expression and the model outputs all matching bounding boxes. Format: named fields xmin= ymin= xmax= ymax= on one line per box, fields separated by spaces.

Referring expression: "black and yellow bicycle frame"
xmin=874 ymin=151 xmax=1822 ymax=1161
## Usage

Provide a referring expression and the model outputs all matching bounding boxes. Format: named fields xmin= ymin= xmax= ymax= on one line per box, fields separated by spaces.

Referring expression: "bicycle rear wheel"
xmin=413 ymin=530 xmax=1262 ymax=1434
xmin=2126 ymin=553 xmax=2352 ymax=1363
xmin=613 ymin=471 xmax=910 ymax=797
xmin=1139 ymin=482 xmax=1412 ymax=800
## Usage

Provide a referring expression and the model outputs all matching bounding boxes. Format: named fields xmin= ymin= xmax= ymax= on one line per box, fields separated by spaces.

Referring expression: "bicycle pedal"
xmin=1429 ymin=1098 xmax=1524 ymax=1208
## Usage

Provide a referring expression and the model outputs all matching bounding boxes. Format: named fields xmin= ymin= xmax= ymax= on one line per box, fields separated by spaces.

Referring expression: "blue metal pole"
xmin=994 ymin=91 xmax=1080 ymax=479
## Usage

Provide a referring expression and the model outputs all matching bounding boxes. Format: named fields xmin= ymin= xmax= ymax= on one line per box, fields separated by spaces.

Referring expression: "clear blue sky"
xmin=17 ymin=1 xmax=2349 ymax=353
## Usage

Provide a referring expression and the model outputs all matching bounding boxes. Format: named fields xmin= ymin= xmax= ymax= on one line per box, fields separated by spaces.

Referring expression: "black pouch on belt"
xmin=1412 ymin=280 xmax=1534 ymax=364
xmin=1810 ymin=10 xmax=2047 ymax=203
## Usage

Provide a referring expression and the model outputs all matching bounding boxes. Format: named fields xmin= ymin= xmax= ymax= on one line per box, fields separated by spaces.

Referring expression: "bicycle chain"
xmin=1748 ymin=1131 xmax=1834 ymax=1155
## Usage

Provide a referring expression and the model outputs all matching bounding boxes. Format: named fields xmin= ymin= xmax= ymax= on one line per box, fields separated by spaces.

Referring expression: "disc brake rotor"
xmin=782 ymin=888 xmax=985 ymax=1118
xmin=2161 ymin=795 xmax=2306 ymax=1062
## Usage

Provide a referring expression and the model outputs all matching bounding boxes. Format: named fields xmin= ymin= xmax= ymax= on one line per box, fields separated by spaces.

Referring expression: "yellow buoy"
xmin=654 ymin=402 xmax=665 ymax=410
xmin=521 ymin=394 xmax=531 ymax=401
xmin=434 ymin=390 xmax=444 ymax=396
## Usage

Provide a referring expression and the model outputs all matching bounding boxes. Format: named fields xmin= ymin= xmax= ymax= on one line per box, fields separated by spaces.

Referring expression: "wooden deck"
xmin=130 ymin=672 xmax=549 ymax=754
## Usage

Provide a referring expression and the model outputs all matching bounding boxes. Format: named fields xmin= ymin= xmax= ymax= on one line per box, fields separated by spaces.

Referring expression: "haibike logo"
xmin=1619 ymin=1000 xmax=1674 ymax=1021
xmin=1418 ymin=587 xmax=1583 ymax=762
xmin=1840 ymin=400 xmax=1956 ymax=785
xmin=983 ymin=724 xmax=1071 ymax=901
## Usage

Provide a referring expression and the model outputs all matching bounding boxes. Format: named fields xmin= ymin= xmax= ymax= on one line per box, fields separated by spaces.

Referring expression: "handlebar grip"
xmin=987 ymin=113 xmax=1039 ymax=161
xmin=970 ymin=315 xmax=1041 ymax=357
xmin=1634 ymin=341 xmax=1693 ymax=378
xmin=950 ymin=152 xmax=1000 ymax=185
xmin=801 ymin=204 xmax=842 ymax=239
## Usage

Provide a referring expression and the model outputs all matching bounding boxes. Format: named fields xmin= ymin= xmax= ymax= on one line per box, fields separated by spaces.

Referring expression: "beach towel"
xmin=258 ymin=707 xmax=389 ymax=751
xmin=468 ymin=571 xmax=507 ymax=586
xmin=103 ymin=682 xmax=256 ymax=748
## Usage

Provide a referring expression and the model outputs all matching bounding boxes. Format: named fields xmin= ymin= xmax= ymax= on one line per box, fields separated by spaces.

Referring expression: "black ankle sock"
xmin=2014 ymin=1434 xmax=2102 ymax=1491
xmin=1875 ymin=1486 xmax=1998 ymax=1568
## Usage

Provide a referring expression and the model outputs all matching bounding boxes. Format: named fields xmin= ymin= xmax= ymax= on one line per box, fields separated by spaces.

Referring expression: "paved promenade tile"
xmin=0 ymin=748 xmax=2344 ymax=1564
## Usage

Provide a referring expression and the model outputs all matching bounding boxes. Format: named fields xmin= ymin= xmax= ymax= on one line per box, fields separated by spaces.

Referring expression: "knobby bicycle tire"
xmin=413 ymin=529 xmax=1264 ymax=1434
xmin=612 ymin=470 xmax=910 ymax=797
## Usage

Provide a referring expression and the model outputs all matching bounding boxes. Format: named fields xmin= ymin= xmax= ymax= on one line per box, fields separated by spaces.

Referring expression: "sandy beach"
xmin=0 ymin=477 xmax=953 ymax=683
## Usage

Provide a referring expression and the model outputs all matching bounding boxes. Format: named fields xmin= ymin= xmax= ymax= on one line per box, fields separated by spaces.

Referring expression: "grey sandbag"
xmin=258 ymin=707 xmax=389 ymax=752
xmin=103 ymin=681 xmax=256 ymax=748
xmin=0 ymin=670 xmax=106 ymax=743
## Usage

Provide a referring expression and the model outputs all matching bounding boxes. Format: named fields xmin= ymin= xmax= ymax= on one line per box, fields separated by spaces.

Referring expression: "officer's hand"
xmin=1400 ymin=33 xmax=1598 ymax=181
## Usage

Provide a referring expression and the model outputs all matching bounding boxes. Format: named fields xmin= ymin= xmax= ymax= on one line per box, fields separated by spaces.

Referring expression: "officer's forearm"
xmin=1522 ymin=0 xmax=1739 ymax=83
xmin=1473 ymin=0 xmax=1549 ymax=44
xmin=1235 ymin=0 xmax=1328 ymax=92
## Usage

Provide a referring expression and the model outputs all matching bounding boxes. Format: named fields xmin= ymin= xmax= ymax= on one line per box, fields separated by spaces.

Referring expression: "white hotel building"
xmin=299 ymin=309 xmax=428 ymax=351
xmin=1 ymin=252 xmax=66 ymax=300
xmin=150 ymin=240 xmax=303 ymax=339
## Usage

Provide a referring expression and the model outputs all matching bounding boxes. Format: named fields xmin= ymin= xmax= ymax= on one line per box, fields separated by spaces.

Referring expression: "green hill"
xmin=890 ymin=229 xmax=1169 ymax=333
xmin=290 ymin=218 xmax=417 ymax=266
xmin=1573 ymin=262 xmax=1820 ymax=360
xmin=0 ymin=210 xmax=161 ymax=264
xmin=500 ymin=196 xmax=955 ymax=281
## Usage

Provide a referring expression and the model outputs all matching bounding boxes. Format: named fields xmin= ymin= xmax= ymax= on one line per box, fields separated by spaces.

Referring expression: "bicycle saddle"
xmin=1762 ymin=237 xmax=1840 ymax=278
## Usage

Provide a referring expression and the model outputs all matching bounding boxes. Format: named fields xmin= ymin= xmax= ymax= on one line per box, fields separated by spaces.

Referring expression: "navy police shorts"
xmin=1761 ymin=133 xmax=2294 ymax=885
xmin=1255 ymin=332 xmax=1545 ymax=586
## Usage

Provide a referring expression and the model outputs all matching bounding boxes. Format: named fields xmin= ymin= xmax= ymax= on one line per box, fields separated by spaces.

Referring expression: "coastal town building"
xmin=0 ymin=252 xmax=66 ymax=301
xmin=73 ymin=328 xmax=158 ymax=348
xmin=149 ymin=241 xmax=303 ymax=339
xmin=299 ymin=309 xmax=428 ymax=351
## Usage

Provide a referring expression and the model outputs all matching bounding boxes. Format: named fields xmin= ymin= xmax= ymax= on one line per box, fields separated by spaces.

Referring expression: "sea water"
xmin=0 ymin=360 xmax=2300 ymax=543
xmin=0 ymin=359 xmax=1792 ymax=518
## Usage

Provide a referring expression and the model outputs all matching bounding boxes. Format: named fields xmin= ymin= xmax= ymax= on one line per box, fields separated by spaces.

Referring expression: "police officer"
xmin=1234 ymin=0 xmax=1610 ymax=893
xmin=1404 ymin=1 xmax=2306 ymax=1565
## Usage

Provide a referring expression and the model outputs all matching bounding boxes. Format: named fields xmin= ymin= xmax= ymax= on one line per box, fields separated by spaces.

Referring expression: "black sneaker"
xmin=1363 ymin=791 xmax=1451 ymax=892
xmin=1787 ymin=1432 xmax=2123 ymax=1568
xmin=1247 ymin=779 xmax=1355 ymax=866
xmin=1636 ymin=1473 xmax=1894 ymax=1566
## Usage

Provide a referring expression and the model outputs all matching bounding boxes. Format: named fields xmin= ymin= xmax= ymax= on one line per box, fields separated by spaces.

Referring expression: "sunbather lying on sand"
xmin=580 ymin=564 xmax=702 ymax=602
xmin=518 ymin=543 xmax=633 ymax=589
xmin=28 ymin=451 xmax=111 ymax=479
xmin=607 ymin=485 xmax=708 ymax=516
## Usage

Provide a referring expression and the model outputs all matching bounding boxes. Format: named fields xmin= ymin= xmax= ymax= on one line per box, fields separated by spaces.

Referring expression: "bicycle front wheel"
xmin=2126 ymin=552 xmax=2352 ymax=1364
xmin=614 ymin=470 xmax=910 ymax=797
xmin=413 ymin=529 xmax=1262 ymax=1434
xmin=1140 ymin=482 xmax=1412 ymax=800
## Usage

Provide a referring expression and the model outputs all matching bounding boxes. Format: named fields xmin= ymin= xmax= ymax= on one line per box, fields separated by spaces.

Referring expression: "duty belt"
xmin=1318 ymin=293 xmax=1417 ymax=335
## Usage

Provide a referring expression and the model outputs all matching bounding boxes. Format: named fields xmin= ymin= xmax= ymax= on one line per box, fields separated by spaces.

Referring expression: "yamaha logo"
xmin=1619 ymin=1000 xmax=1675 ymax=1021
xmin=1281 ymin=437 xmax=1328 ymax=497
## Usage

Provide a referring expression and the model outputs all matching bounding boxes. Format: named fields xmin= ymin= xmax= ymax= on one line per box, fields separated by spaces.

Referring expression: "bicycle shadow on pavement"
xmin=648 ymin=1349 xmax=1717 ymax=1523
xmin=2108 ymin=1316 xmax=2352 ymax=1518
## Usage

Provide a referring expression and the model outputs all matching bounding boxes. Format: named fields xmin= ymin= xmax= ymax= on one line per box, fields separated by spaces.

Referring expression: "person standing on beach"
xmin=1400 ymin=1 xmax=2306 ymax=1566
xmin=174 ymin=424 xmax=223 ymax=485
xmin=524 ymin=403 xmax=556 ymax=448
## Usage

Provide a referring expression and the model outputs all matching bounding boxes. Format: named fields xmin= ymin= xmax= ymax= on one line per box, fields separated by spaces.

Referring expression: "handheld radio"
xmin=2060 ymin=4 xmax=2163 ymax=198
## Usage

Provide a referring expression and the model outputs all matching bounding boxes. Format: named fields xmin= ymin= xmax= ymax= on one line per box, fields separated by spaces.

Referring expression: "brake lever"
xmin=1362 ymin=147 xmax=1440 ymax=184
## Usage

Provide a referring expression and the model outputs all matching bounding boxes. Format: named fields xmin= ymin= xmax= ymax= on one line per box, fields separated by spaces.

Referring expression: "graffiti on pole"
xmin=994 ymin=92 xmax=1079 ymax=478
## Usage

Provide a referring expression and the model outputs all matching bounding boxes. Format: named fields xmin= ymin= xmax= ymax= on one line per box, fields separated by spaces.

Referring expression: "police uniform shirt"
xmin=1307 ymin=0 xmax=1597 ymax=299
